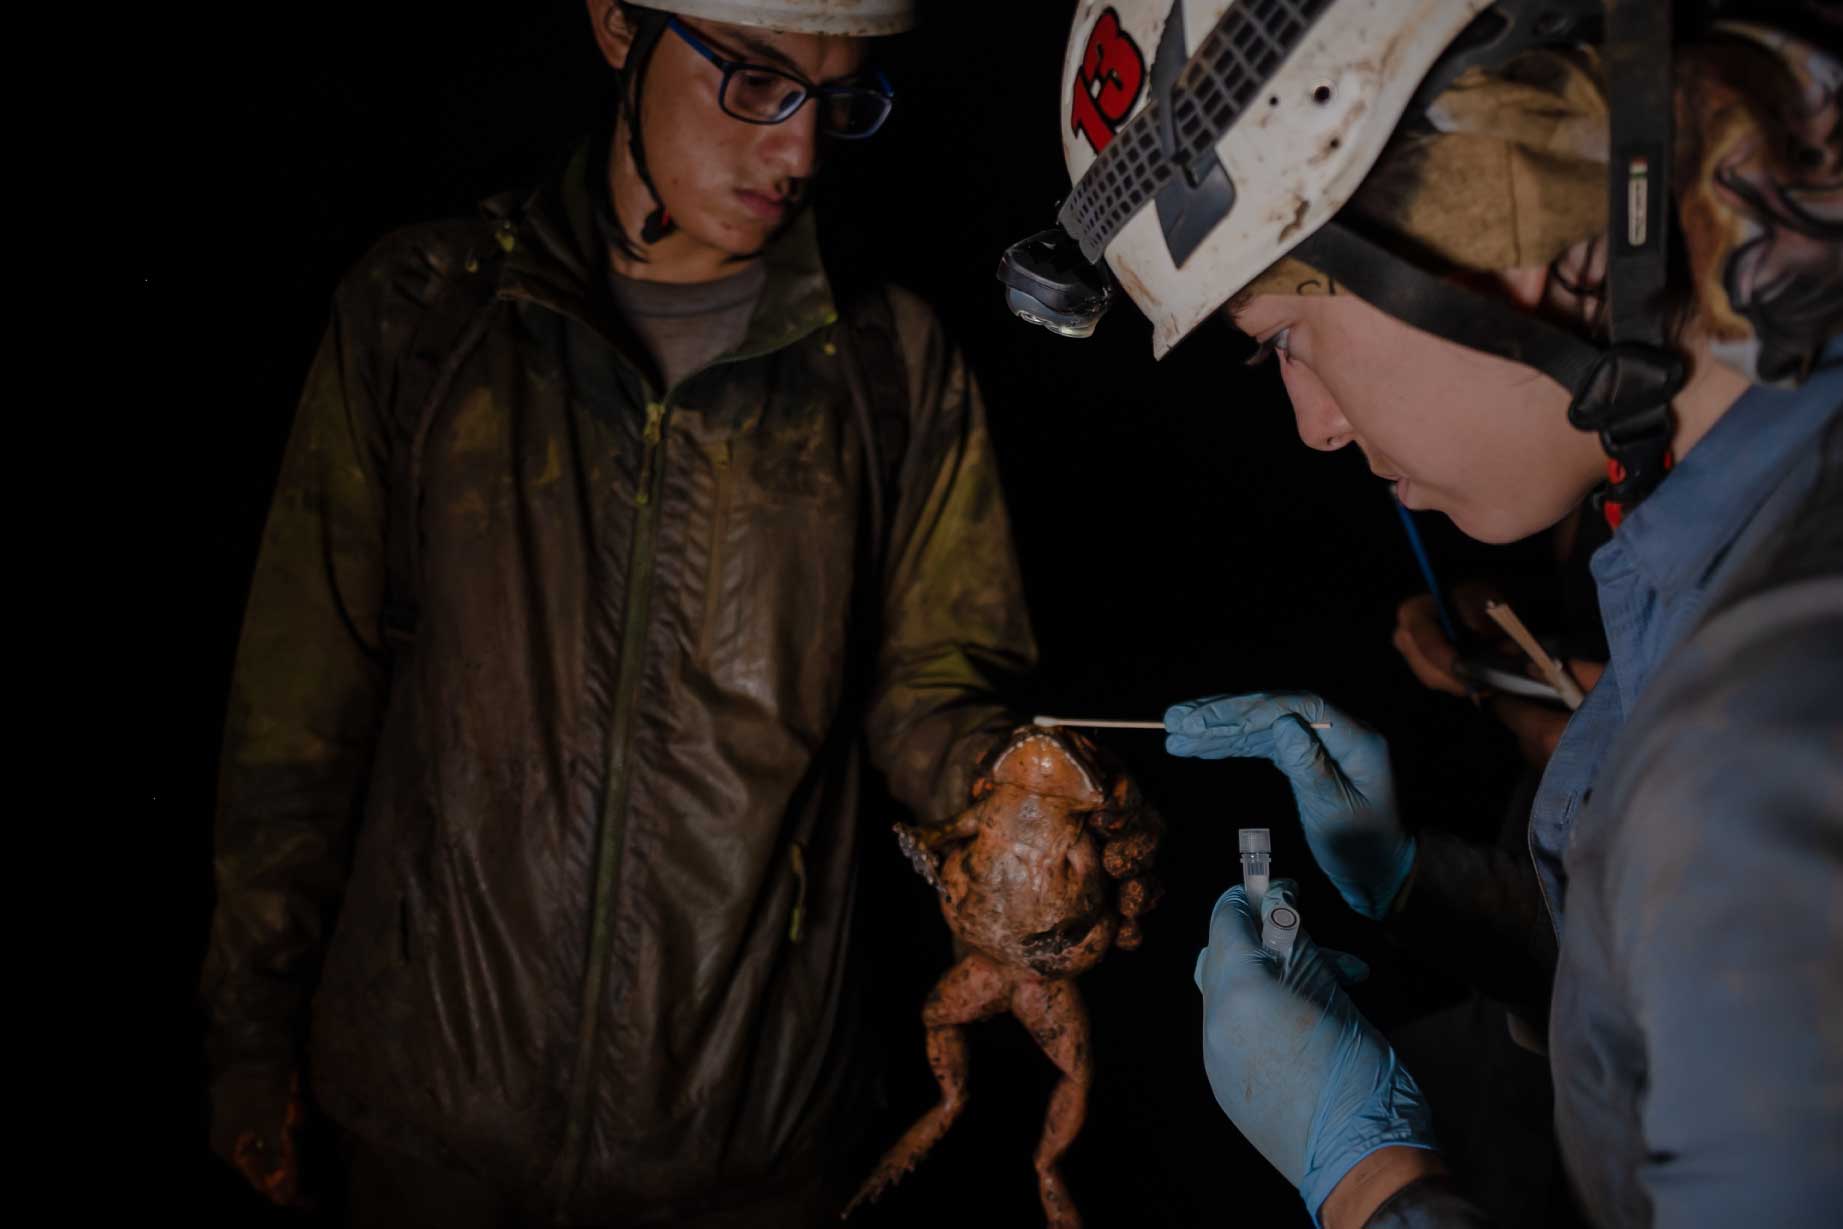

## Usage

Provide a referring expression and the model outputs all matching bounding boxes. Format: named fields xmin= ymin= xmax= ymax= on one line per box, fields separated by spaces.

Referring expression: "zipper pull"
xmin=787 ymin=841 xmax=808 ymax=944
xmin=635 ymin=401 xmax=666 ymax=507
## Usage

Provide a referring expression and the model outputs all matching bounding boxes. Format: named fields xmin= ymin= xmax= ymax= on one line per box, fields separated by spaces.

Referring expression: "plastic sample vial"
xmin=1262 ymin=902 xmax=1300 ymax=957
xmin=1239 ymin=828 xmax=1272 ymax=911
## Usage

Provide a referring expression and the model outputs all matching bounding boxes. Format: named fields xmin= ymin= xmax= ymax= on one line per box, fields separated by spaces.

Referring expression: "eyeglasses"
xmin=666 ymin=16 xmax=895 ymax=140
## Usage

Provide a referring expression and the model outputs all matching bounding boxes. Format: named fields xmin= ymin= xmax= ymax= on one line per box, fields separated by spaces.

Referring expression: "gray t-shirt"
xmin=609 ymin=260 xmax=768 ymax=393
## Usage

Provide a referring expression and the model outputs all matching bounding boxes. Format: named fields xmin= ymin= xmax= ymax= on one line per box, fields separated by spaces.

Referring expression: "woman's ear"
xmin=1527 ymin=234 xmax=1608 ymax=329
xmin=586 ymin=0 xmax=637 ymax=71
xmin=1497 ymin=264 xmax=1551 ymax=312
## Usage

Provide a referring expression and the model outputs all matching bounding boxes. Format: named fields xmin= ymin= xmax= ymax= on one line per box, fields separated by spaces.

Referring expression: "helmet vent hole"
xmin=1312 ymin=83 xmax=1334 ymax=105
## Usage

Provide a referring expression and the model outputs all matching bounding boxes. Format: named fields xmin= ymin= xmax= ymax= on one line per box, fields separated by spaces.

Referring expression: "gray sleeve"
xmin=1602 ymin=583 xmax=1843 ymax=1227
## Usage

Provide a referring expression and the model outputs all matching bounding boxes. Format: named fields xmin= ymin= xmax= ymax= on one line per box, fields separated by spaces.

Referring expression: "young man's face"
xmin=1230 ymin=289 xmax=1606 ymax=544
xmin=596 ymin=7 xmax=867 ymax=265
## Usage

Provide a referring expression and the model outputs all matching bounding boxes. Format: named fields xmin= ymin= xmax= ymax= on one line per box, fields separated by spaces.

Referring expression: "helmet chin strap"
xmin=620 ymin=12 xmax=677 ymax=245
xmin=1571 ymin=0 xmax=1683 ymax=529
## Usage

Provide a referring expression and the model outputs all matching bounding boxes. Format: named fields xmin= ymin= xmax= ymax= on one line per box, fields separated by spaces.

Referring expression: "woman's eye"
xmin=1245 ymin=327 xmax=1291 ymax=367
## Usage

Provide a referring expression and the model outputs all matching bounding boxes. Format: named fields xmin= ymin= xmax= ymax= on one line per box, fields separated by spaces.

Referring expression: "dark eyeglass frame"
xmin=665 ymin=15 xmax=895 ymax=140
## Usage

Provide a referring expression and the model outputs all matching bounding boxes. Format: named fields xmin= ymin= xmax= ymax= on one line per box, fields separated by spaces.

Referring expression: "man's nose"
xmin=760 ymin=100 xmax=820 ymax=184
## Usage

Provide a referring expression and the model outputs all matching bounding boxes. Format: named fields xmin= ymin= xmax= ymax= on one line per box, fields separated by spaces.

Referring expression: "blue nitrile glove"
xmin=1165 ymin=692 xmax=1415 ymax=919
xmin=1194 ymin=880 xmax=1437 ymax=1225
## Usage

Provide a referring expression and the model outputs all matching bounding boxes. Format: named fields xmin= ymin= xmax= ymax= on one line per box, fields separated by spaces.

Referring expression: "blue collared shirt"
xmin=1527 ymin=342 xmax=1843 ymax=927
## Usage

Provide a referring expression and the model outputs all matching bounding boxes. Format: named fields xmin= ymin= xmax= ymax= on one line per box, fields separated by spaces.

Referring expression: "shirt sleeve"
xmin=861 ymin=288 xmax=1038 ymax=823
xmin=1603 ymin=585 xmax=1843 ymax=1227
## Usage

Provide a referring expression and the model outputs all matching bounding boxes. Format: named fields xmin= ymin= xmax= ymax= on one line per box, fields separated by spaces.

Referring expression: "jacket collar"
xmin=494 ymin=138 xmax=840 ymax=365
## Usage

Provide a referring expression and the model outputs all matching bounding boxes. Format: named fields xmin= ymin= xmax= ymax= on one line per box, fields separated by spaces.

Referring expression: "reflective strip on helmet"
xmin=1059 ymin=0 xmax=1333 ymax=266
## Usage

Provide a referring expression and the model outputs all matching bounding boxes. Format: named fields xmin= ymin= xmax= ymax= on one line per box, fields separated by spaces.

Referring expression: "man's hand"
xmin=1194 ymin=881 xmax=1438 ymax=1223
xmin=209 ymin=1066 xmax=310 ymax=1209
xmin=1080 ymin=744 xmax=1166 ymax=949
xmin=1164 ymin=693 xmax=1412 ymax=920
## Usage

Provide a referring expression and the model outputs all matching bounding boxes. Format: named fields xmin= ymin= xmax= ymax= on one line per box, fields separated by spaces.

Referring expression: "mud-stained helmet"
xmin=1001 ymin=1 xmax=1746 ymax=519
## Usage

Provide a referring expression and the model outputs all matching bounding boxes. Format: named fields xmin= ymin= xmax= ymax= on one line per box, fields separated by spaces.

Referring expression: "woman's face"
xmin=1232 ymin=288 xmax=1606 ymax=543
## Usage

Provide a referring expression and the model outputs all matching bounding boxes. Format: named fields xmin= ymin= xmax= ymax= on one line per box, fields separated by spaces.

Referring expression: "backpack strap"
xmin=379 ymin=225 xmax=510 ymax=651
xmin=831 ymin=282 xmax=910 ymax=576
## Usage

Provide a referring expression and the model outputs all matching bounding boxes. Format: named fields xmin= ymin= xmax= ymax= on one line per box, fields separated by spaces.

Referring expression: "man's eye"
xmin=1245 ymin=327 xmax=1291 ymax=367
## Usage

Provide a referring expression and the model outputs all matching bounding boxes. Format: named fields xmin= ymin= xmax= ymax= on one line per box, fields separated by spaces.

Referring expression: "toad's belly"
xmin=938 ymin=843 xmax=1112 ymax=976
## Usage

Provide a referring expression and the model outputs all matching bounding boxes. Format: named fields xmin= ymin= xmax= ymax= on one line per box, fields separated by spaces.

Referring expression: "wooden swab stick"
xmin=1482 ymin=601 xmax=1586 ymax=711
xmin=1033 ymin=715 xmax=1333 ymax=730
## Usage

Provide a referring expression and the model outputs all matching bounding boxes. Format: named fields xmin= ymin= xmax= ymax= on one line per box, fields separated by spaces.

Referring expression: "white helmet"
xmin=626 ymin=0 xmax=918 ymax=36
xmin=1006 ymin=0 xmax=1709 ymax=520
xmin=1056 ymin=0 xmax=1528 ymax=357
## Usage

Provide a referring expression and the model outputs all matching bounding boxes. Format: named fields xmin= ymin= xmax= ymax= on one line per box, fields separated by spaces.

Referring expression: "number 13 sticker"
xmin=1070 ymin=8 xmax=1146 ymax=155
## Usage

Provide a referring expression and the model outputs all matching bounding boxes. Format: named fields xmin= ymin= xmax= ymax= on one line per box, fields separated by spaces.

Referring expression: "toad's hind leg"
xmin=1012 ymin=976 xmax=1092 ymax=1229
xmin=843 ymin=952 xmax=1013 ymax=1218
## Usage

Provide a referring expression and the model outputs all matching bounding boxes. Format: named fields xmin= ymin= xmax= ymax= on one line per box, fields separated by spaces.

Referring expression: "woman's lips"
xmin=735 ymin=189 xmax=787 ymax=220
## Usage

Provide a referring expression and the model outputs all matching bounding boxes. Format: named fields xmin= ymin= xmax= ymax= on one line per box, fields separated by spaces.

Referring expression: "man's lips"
xmin=735 ymin=188 xmax=788 ymax=220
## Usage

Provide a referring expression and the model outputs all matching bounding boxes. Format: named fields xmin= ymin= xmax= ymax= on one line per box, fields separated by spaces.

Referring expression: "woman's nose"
xmin=1282 ymin=361 xmax=1355 ymax=452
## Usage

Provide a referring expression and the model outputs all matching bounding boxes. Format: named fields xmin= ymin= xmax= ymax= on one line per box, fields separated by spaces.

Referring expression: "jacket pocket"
xmin=786 ymin=841 xmax=808 ymax=944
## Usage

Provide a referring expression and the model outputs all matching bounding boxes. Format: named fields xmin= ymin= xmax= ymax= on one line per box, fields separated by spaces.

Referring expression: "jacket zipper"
xmin=552 ymin=317 xmax=840 ymax=1207
xmin=558 ymin=396 xmax=671 ymax=1202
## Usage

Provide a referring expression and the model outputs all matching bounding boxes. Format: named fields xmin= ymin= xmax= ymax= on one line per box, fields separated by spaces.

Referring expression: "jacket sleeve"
xmin=1363 ymin=1177 xmax=1496 ymax=1227
xmin=200 ymin=277 xmax=396 ymax=1080
xmin=1595 ymin=596 xmax=1843 ymax=1228
xmin=862 ymin=288 xmax=1038 ymax=823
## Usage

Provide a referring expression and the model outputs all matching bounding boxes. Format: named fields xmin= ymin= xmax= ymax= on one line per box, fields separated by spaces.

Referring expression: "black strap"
xmin=382 ymin=233 xmax=507 ymax=650
xmin=832 ymin=285 xmax=910 ymax=576
xmin=1291 ymin=221 xmax=1602 ymax=391
xmin=1569 ymin=0 xmax=1684 ymax=525
xmin=623 ymin=15 xmax=676 ymax=245
xmin=779 ymin=284 xmax=912 ymax=886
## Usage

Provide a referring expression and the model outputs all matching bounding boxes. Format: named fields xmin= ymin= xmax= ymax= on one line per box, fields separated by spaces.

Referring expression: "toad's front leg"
xmin=893 ymin=805 xmax=982 ymax=891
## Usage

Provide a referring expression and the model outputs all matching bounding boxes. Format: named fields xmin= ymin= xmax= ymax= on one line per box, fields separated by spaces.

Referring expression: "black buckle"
xmin=1565 ymin=342 xmax=1686 ymax=432
xmin=1567 ymin=343 xmax=1686 ymax=521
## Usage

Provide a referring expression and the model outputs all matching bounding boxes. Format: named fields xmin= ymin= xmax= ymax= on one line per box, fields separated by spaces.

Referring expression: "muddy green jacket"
xmin=201 ymin=145 xmax=1036 ymax=1220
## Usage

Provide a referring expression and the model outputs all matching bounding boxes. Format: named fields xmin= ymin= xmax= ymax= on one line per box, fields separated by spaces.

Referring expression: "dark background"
xmin=163 ymin=2 xmax=1570 ymax=1223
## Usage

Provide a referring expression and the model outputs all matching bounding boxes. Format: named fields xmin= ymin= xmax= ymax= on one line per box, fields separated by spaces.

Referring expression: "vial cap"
xmin=1239 ymin=828 xmax=1272 ymax=854
xmin=1268 ymin=905 xmax=1298 ymax=931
